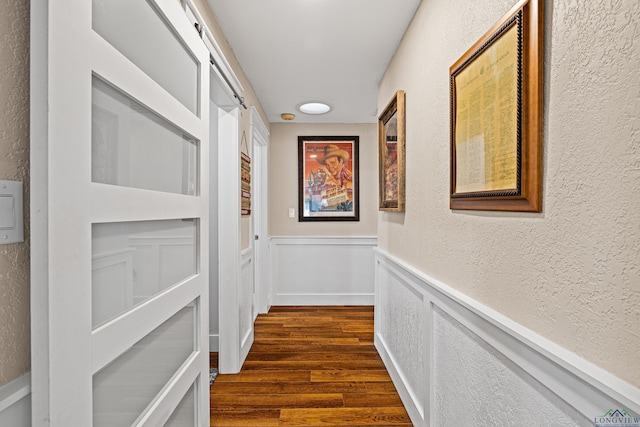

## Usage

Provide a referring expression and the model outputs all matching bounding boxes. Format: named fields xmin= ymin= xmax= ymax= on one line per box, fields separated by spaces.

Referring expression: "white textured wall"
xmin=378 ymin=0 xmax=640 ymax=386
xmin=0 ymin=0 xmax=30 ymax=386
xmin=269 ymin=123 xmax=377 ymax=237
xmin=433 ymin=307 xmax=591 ymax=426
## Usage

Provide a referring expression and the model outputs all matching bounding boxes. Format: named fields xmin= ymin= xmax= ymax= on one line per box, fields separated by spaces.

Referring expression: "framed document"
xmin=450 ymin=0 xmax=543 ymax=212
xmin=378 ymin=90 xmax=406 ymax=212
xmin=298 ymin=136 xmax=359 ymax=222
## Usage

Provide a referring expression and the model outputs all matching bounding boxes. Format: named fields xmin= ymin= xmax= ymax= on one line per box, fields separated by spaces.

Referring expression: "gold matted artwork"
xmin=450 ymin=0 xmax=543 ymax=212
xmin=378 ymin=90 xmax=406 ymax=212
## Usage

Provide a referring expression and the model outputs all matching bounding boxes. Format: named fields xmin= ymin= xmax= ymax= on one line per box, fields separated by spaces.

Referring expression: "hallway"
xmin=209 ymin=306 xmax=412 ymax=426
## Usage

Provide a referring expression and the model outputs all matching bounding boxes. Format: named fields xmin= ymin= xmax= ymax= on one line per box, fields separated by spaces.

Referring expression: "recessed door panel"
xmin=92 ymin=77 xmax=199 ymax=196
xmin=92 ymin=219 xmax=198 ymax=328
xmin=93 ymin=303 xmax=196 ymax=426
xmin=92 ymin=0 xmax=199 ymax=114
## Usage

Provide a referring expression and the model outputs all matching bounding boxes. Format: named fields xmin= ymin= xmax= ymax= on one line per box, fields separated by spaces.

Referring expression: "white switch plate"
xmin=0 ymin=180 xmax=23 ymax=244
xmin=0 ymin=195 xmax=14 ymax=229
xmin=288 ymin=208 xmax=295 ymax=218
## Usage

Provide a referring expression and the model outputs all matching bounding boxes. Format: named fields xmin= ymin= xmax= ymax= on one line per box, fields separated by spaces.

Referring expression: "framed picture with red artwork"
xmin=298 ymin=136 xmax=359 ymax=221
xmin=378 ymin=90 xmax=406 ymax=212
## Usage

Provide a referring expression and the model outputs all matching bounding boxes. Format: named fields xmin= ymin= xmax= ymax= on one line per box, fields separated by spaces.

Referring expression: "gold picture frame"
xmin=378 ymin=90 xmax=406 ymax=212
xmin=449 ymin=0 xmax=543 ymax=212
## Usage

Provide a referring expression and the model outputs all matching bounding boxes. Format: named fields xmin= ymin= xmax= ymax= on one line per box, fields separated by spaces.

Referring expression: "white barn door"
xmin=31 ymin=0 xmax=210 ymax=425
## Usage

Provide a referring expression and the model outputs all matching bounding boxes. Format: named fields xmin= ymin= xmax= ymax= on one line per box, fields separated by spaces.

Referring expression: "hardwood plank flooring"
xmin=210 ymin=306 xmax=412 ymax=426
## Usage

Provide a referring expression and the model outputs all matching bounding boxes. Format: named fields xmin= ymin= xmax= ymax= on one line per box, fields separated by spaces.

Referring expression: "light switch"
xmin=288 ymin=208 xmax=295 ymax=218
xmin=0 ymin=180 xmax=23 ymax=244
xmin=0 ymin=195 xmax=15 ymax=229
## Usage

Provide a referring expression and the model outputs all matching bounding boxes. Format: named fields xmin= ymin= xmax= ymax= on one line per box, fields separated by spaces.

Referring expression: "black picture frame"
xmin=298 ymin=135 xmax=360 ymax=222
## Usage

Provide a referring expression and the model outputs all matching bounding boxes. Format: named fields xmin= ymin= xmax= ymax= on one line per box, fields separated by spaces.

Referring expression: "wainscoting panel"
xmin=270 ymin=236 xmax=377 ymax=306
xmin=374 ymin=248 xmax=640 ymax=427
xmin=209 ymin=248 xmax=254 ymax=354
xmin=240 ymin=248 xmax=255 ymax=362
xmin=0 ymin=374 xmax=31 ymax=427
xmin=433 ymin=306 xmax=590 ymax=426
xmin=92 ymin=248 xmax=134 ymax=327
xmin=376 ymin=264 xmax=426 ymax=418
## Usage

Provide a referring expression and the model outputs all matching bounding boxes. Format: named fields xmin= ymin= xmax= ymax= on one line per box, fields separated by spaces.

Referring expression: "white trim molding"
xmin=250 ymin=106 xmax=269 ymax=145
xmin=209 ymin=334 xmax=219 ymax=352
xmin=270 ymin=236 xmax=377 ymax=306
xmin=374 ymin=248 xmax=640 ymax=427
xmin=216 ymin=106 xmax=242 ymax=374
xmin=0 ymin=373 xmax=31 ymax=426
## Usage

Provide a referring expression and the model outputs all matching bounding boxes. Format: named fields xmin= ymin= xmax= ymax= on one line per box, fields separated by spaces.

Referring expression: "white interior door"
xmin=31 ymin=0 xmax=210 ymax=425
xmin=181 ymin=0 xmax=248 ymax=376
xmin=251 ymin=108 xmax=270 ymax=315
xmin=207 ymin=66 xmax=238 ymax=358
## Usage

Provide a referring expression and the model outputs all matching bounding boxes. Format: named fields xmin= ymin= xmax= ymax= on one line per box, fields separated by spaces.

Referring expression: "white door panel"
xmin=92 ymin=0 xmax=199 ymax=114
xmin=250 ymin=107 xmax=270 ymax=316
xmin=31 ymin=0 xmax=210 ymax=424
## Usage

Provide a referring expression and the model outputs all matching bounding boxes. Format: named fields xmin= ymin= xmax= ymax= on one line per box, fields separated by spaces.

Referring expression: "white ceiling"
xmin=206 ymin=0 xmax=422 ymax=124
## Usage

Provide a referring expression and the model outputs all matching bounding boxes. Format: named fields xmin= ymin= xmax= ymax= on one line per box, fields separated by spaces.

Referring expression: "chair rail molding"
xmin=374 ymin=247 xmax=640 ymax=427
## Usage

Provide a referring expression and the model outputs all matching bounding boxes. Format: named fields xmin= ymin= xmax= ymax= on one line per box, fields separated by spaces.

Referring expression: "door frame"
xmin=181 ymin=0 xmax=250 ymax=376
xmin=215 ymin=104 xmax=242 ymax=374
xmin=250 ymin=107 xmax=270 ymax=315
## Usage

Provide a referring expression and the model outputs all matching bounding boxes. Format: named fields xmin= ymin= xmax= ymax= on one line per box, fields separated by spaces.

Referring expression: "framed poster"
xmin=378 ymin=90 xmax=406 ymax=212
xmin=298 ymin=136 xmax=359 ymax=221
xmin=449 ymin=0 xmax=543 ymax=212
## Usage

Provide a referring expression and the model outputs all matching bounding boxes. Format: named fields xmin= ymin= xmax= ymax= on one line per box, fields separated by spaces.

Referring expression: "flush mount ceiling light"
xmin=281 ymin=113 xmax=295 ymax=121
xmin=298 ymin=102 xmax=332 ymax=115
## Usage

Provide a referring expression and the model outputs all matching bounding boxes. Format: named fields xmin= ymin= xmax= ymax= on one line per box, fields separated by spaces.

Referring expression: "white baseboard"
xmin=240 ymin=329 xmax=254 ymax=364
xmin=374 ymin=248 xmax=640 ymax=427
xmin=0 ymin=373 xmax=31 ymax=427
xmin=270 ymin=236 xmax=377 ymax=306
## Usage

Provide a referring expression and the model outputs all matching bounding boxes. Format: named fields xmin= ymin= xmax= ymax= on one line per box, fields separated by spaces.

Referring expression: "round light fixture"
xmin=281 ymin=113 xmax=296 ymax=121
xmin=298 ymin=102 xmax=332 ymax=115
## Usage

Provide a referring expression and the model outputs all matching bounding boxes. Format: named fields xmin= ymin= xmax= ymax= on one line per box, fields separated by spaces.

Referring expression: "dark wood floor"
xmin=210 ymin=306 xmax=412 ymax=426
